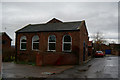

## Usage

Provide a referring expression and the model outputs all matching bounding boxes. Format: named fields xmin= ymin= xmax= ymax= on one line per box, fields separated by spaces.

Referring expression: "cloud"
xmin=0 ymin=3 xmax=2 ymax=32
xmin=2 ymin=2 xmax=118 ymax=44
xmin=1 ymin=0 xmax=120 ymax=2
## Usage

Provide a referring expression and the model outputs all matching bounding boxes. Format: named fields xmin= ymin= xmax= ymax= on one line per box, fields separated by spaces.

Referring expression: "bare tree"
xmin=92 ymin=32 xmax=107 ymax=51
xmin=92 ymin=32 xmax=106 ymax=44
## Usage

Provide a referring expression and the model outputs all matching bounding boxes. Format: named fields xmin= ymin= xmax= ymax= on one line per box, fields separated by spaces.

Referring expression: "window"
xmin=32 ymin=35 xmax=39 ymax=50
xmin=20 ymin=36 xmax=27 ymax=50
xmin=48 ymin=35 xmax=56 ymax=51
xmin=63 ymin=35 xmax=72 ymax=52
xmin=2 ymin=40 xmax=7 ymax=44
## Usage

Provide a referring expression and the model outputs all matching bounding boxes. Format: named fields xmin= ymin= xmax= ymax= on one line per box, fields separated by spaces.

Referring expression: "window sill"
xmin=47 ymin=50 xmax=56 ymax=52
xmin=32 ymin=49 xmax=39 ymax=51
xmin=20 ymin=49 xmax=27 ymax=51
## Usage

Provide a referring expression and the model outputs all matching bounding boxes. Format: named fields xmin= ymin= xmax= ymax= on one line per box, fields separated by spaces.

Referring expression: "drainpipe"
xmin=15 ymin=33 xmax=18 ymax=62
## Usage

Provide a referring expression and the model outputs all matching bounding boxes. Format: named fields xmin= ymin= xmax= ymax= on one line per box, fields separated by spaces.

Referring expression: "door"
xmin=83 ymin=41 xmax=85 ymax=61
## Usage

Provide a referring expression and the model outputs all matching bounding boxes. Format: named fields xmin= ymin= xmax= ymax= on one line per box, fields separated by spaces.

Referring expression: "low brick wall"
xmin=36 ymin=52 xmax=78 ymax=66
xmin=2 ymin=47 xmax=15 ymax=62
xmin=17 ymin=51 xmax=78 ymax=66
xmin=17 ymin=51 xmax=37 ymax=63
xmin=111 ymin=50 xmax=120 ymax=56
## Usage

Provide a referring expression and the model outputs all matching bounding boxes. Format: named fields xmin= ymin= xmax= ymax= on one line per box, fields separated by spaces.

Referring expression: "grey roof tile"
xmin=16 ymin=20 xmax=83 ymax=33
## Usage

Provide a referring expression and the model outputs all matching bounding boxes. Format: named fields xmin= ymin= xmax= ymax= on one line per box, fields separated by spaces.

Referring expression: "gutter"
xmin=16 ymin=30 xmax=80 ymax=33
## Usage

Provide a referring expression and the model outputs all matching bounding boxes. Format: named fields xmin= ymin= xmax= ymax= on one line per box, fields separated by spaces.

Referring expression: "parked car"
xmin=95 ymin=51 xmax=105 ymax=57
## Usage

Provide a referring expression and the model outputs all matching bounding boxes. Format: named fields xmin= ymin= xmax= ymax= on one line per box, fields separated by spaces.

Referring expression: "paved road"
xmin=2 ymin=62 xmax=73 ymax=78
xmin=2 ymin=55 xmax=119 ymax=79
xmin=50 ymin=56 xmax=119 ymax=78
xmin=0 ymin=54 xmax=2 ymax=78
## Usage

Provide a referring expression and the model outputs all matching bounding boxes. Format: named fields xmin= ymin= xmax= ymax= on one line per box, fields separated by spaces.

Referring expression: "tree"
xmin=92 ymin=32 xmax=107 ymax=51
xmin=92 ymin=32 xmax=106 ymax=44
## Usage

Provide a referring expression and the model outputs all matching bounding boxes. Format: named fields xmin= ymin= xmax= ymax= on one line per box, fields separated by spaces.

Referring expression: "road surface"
xmin=2 ymin=55 xmax=119 ymax=79
xmin=50 ymin=56 xmax=118 ymax=78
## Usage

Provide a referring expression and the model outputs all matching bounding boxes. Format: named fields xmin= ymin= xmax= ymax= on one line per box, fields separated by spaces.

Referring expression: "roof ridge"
xmin=63 ymin=21 xmax=82 ymax=23
xmin=29 ymin=20 xmax=82 ymax=26
xmin=16 ymin=19 xmax=84 ymax=33
xmin=30 ymin=23 xmax=46 ymax=26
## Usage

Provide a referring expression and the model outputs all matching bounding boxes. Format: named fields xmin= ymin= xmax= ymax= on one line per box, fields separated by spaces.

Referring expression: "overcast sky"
xmin=1 ymin=2 xmax=119 ymax=45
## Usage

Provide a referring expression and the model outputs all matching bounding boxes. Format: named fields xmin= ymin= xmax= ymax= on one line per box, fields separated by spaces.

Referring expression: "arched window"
xmin=32 ymin=35 xmax=39 ymax=50
xmin=62 ymin=35 xmax=72 ymax=52
xmin=48 ymin=35 xmax=56 ymax=51
xmin=20 ymin=36 xmax=27 ymax=50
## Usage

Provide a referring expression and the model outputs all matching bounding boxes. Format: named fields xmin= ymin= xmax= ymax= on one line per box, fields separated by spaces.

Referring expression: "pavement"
xmin=0 ymin=54 xmax=1 ymax=78
xmin=2 ymin=55 xmax=119 ymax=79
xmin=50 ymin=55 xmax=119 ymax=78
xmin=2 ymin=62 xmax=73 ymax=78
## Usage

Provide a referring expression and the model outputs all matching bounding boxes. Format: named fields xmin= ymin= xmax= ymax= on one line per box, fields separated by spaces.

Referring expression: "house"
xmin=0 ymin=33 xmax=2 ymax=52
xmin=1 ymin=32 xmax=15 ymax=61
xmin=15 ymin=18 xmax=89 ymax=65
xmin=109 ymin=44 xmax=120 ymax=56
xmin=2 ymin=32 xmax=12 ymax=48
xmin=100 ymin=44 xmax=111 ymax=54
xmin=93 ymin=43 xmax=111 ymax=55
xmin=88 ymin=41 xmax=94 ymax=57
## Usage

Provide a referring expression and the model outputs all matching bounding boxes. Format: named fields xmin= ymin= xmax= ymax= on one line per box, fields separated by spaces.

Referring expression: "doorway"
xmin=83 ymin=41 xmax=85 ymax=61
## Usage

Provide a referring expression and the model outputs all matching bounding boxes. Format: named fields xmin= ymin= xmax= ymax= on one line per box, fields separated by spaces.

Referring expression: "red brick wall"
xmin=16 ymin=31 xmax=81 ymax=65
xmin=2 ymin=33 xmax=15 ymax=61
xmin=39 ymin=52 xmax=77 ymax=65
xmin=88 ymin=47 xmax=92 ymax=56
xmin=17 ymin=31 xmax=80 ymax=52
xmin=16 ymin=23 xmax=89 ymax=65
xmin=2 ymin=33 xmax=11 ymax=48
xmin=79 ymin=22 xmax=89 ymax=64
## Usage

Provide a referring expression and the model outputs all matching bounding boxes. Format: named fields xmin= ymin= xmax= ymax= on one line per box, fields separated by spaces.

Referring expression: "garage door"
xmin=105 ymin=49 xmax=111 ymax=54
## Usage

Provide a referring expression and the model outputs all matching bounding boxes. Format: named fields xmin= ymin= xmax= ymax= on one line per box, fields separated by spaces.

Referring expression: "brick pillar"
xmin=36 ymin=52 xmax=43 ymax=66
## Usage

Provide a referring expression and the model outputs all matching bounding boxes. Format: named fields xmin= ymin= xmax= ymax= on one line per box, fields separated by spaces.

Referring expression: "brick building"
xmin=88 ymin=41 xmax=94 ymax=57
xmin=1 ymin=32 xmax=15 ymax=61
xmin=2 ymin=32 xmax=12 ymax=48
xmin=109 ymin=44 xmax=120 ymax=55
xmin=15 ymin=18 xmax=89 ymax=65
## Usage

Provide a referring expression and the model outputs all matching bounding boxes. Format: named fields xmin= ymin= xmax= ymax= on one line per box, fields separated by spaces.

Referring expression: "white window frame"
xmin=20 ymin=36 xmax=27 ymax=50
xmin=32 ymin=35 xmax=39 ymax=51
xmin=48 ymin=35 xmax=56 ymax=52
xmin=62 ymin=35 xmax=72 ymax=52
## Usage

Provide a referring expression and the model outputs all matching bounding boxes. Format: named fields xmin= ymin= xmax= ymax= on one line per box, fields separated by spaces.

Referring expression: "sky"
xmin=1 ymin=0 xmax=120 ymax=2
xmin=1 ymin=1 xmax=119 ymax=45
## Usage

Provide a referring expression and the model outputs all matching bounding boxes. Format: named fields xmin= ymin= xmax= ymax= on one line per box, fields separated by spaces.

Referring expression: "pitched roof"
xmin=1 ymin=32 xmax=12 ymax=41
xmin=47 ymin=18 xmax=63 ymax=23
xmin=16 ymin=18 xmax=84 ymax=33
